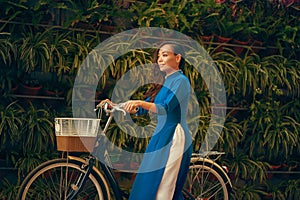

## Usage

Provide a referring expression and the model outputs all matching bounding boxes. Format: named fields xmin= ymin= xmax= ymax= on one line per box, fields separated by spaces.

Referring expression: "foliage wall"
xmin=0 ymin=0 xmax=299 ymax=199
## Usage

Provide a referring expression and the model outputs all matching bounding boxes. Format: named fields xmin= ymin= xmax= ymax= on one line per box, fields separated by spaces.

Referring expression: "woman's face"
xmin=157 ymin=44 xmax=181 ymax=75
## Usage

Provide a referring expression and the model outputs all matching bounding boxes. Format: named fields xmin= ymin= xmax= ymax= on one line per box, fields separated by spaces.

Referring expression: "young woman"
xmin=101 ymin=41 xmax=192 ymax=199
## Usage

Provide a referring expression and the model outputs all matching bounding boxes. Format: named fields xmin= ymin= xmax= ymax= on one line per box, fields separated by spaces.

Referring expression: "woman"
xmin=102 ymin=41 xmax=192 ymax=199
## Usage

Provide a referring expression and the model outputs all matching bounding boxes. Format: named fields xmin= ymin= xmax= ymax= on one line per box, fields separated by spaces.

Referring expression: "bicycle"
xmin=17 ymin=102 xmax=232 ymax=200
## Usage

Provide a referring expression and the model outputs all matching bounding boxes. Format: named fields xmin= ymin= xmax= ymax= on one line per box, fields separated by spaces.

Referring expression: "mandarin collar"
xmin=165 ymin=70 xmax=182 ymax=79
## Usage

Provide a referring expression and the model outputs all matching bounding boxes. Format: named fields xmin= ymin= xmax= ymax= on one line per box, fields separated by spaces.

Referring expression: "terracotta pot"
xmin=282 ymin=0 xmax=294 ymax=7
xmin=43 ymin=89 xmax=64 ymax=106
xmin=11 ymin=84 xmax=19 ymax=94
xmin=130 ymin=162 xmax=139 ymax=170
xmin=215 ymin=35 xmax=231 ymax=52
xmin=201 ymin=35 xmax=213 ymax=42
xmin=233 ymin=39 xmax=249 ymax=55
xmin=270 ymin=164 xmax=281 ymax=170
xmin=216 ymin=35 xmax=231 ymax=43
xmin=44 ymin=89 xmax=64 ymax=97
xmin=19 ymin=83 xmax=42 ymax=96
xmin=251 ymin=40 xmax=264 ymax=54
xmin=113 ymin=163 xmax=125 ymax=170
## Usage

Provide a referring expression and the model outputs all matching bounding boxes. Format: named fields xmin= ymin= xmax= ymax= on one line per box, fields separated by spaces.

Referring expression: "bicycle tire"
xmin=183 ymin=158 xmax=231 ymax=200
xmin=17 ymin=158 xmax=110 ymax=200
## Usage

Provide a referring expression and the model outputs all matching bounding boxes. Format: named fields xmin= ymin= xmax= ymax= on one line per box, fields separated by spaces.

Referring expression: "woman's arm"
xmin=122 ymin=100 xmax=156 ymax=114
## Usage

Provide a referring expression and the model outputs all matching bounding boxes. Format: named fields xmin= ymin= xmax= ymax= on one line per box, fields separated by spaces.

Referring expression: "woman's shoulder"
xmin=167 ymin=72 xmax=190 ymax=90
xmin=173 ymin=71 xmax=190 ymax=83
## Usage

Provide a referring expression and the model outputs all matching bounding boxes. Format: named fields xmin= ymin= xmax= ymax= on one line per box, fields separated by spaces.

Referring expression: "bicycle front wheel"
xmin=17 ymin=158 xmax=108 ymax=200
xmin=184 ymin=159 xmax=231 ymax=200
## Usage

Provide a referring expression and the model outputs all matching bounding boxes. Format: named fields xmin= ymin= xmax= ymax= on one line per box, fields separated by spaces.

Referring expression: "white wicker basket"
xmin=54 ymin=118 xmax=100 ymax=152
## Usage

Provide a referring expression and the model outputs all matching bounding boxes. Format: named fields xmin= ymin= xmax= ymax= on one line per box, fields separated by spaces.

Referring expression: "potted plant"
xmin=0 ymin=33 xmax=14 ymax=66
xmin=43 ymin=84 xmax=64 ymax=97
xmin=16 ymin=28 xmax=51 ymax=73
xmin=232 ymin=182 xmax=266 ymax=200
xmin=12 ymin=103 xmax=57 ymax=175
xmin=0 ymin=71 xmax=19 ymax=95
xmin=42 ymin=82 xmax=64 ymax=107
xmin=18 ymin=74 xmax=42 ymax=96
xmin=41 ymin=72 xmax=64 ymax=98
xmin=284 ymin=179 xmax=300 ymax=199
xmin=0 ymin=102 xmax=23 ymax=162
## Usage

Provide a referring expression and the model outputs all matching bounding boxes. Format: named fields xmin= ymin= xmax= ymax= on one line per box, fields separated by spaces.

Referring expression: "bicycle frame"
xmin=65 ymin=104 xmax=127 ymax=200
xmin=63 ymin=153 xmax=125 ymax=200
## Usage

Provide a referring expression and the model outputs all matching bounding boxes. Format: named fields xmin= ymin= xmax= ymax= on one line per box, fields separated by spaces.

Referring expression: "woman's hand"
xmin=98 ymin=99 xmax=115 ymax=108
xmin=122 ymin=100 xmax=141 ymax=114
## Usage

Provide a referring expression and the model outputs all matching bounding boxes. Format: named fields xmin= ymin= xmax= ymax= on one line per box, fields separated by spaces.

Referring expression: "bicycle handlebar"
xmin=95 ymin=102 xmax=127 ymax=116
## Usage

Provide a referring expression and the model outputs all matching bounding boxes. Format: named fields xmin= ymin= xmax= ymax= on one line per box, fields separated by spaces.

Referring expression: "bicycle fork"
xmin=66 ymin=156 xmax=95 ymax=200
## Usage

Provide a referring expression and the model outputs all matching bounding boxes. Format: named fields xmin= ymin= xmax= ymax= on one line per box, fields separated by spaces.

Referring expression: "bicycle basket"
xmin=54 ymin=118 xmax=100 ymax=152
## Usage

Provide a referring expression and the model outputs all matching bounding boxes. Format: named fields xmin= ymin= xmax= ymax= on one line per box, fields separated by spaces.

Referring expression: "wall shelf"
xmin=9 ymin=94 xmax=64 ymax=100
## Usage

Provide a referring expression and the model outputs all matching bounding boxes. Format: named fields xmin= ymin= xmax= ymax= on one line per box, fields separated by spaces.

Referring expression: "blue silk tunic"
xmin=129 ymin=70 xmax=192 ymax=200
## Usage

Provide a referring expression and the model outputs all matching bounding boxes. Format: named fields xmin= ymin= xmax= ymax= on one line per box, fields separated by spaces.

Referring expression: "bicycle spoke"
xmin=184 ymin=160 xmax=230 ymax=200
xmin=17 ymin=159 xmax=106 ymax=200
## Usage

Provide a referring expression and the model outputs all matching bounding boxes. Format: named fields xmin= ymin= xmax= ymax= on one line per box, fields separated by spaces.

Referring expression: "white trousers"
xmin=156 ymin=124 xmax=185 ymax=200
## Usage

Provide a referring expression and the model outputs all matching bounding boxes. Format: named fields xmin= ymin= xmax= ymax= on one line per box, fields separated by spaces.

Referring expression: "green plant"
xmin=16 ymin=27 xmax=51 ymax=73
xmin=233 ymin=52 xmax=262 ymax=97
xmin=8 ymin=103 xmax=59 ymax=175
xmin=0 ymin=0 xmax=55 ymax=31
xmin=68 ymin=31 xmax=100 ymax=73
xmin=261 ymin=3 xmax=299 ymax=57
xmin=225 ymin=150 xmax=268 ymax=182
xmin=244 ymin=96 xmax=299 ymax=162
xmin=215 ymin=11 xmax=244 ymax=38
xmin=284 ymin=179 xmax=300 ymax=199
xmin=232 ymin=182 xmax=265 ymax=200
xmin=261 ymin=55 xmax=300 ymax=99
xmin=0 ymin=70 xmax=18 ymax=95
xmin=60 ymin=0 xmax=115 ymax=28
xmin=20 ymin=102 xmax=55 ymax=153
xmin=263 ymin=181 xmax=286 ymax=200
xmin=0 ymin=178 xmax=19 ymax=200
xmin=191 ymin=113 xmax=219 ymax=152
xmin=0 ymin=102 xmax=23 ymax=161
xmin=216 ymin=114 xmax=243 ymax=156
xmin=241 ymin=1 xmax=269 ymax=42
xmin=0 ymin=32 xmax=14 ymax=65
xmin=129 ymin=0 xmax=203 ymax=34
xmin=275 ymin=24 xmax=298 ymax=56
xmin=211 ymin=51 xmax=239 ymax=96
xmin=48 ymin=30 xmax=73 ymax=77
xmin=14 ymin=151 xmax=58 ymax=178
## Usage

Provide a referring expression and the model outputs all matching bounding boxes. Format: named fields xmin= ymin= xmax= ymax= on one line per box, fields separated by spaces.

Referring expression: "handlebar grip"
xmin=95 ymin=102 xmax=127 ymax=116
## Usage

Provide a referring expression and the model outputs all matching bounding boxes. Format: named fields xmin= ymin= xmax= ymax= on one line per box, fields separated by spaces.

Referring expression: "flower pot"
xmin=215 ymin=0 xmax=226 ymax=3
xmin=11 ymin=84 xmax=19 ymax=94
xmin=215 ymin=35 xmax=231 ymax=52
xmin=130 ymin=162 xmax=139 ymax=170
xmin=44 ymin=89 xmax=64 ymax=106
xmin=282 ymin=0 xmax=294 ymax=7
xmin=267 ymin=172 xmax=274 ymax=179
xmin=113 ymin=163 xmax=126 ymax=170
xmin=233 ymin=39 xmax=249 ymax=55
xmin=44 ymin=89 xmax=64 ymax=97
xmin=264 ymin=193 xmax=273 ymax=199
xmin=73 ymin=88 xmax=102 ymax=101
xmin=216 ymin=35 xmax=231 ymax=43
xmin=201 ymin=35 xmax=213 ymax=42
xmin=270 ymin=164 xmax=281 ymax=170
xmin=19 ymin=83 xmax=42 ymax=96
xmin=251 ymin=40 xmax=264 ymax=54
